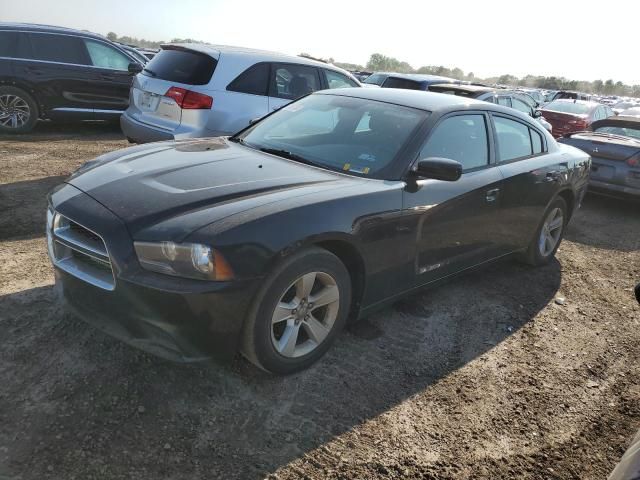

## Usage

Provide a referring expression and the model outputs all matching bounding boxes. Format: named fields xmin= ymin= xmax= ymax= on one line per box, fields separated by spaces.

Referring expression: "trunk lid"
xmin=561 ymin=132 xmax=640 ymax=162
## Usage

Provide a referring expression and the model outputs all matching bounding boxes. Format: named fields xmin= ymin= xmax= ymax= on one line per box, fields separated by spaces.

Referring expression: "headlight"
xmin=134 ymin=241 xmax=234 ymax=281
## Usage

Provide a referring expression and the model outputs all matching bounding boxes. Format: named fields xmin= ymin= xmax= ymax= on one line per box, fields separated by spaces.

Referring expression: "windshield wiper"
xmin=142 ymin=67 xmax=157 ymax=77
xmin=258 ymin=147 xmax=318 ymax=166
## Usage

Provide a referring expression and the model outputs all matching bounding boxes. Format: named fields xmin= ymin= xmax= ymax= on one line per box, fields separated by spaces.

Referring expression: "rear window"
xmin=363 ymin=73 xmax=386 ymax=85
xmin=28 ymin=33 xmax=89 ymax=64
xmin=382 ymin=77 xmax=423 ymax=90
xmin=227 ymin=62 xmax=269 ymax=96
xmin=143 ymin=48 xmax=217 ymax=85
xmin=545 ymin=101 xmax=591 ymax=115
xmin=0 ymin=31 xmax=31 ymax=58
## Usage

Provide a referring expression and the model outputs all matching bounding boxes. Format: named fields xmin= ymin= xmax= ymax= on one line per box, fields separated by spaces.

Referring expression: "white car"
xmin=121 ymin=44 xmax=361 ymax=143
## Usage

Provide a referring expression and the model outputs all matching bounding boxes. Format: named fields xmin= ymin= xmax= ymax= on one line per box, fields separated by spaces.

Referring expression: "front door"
xmin=403 ymin=112 xmax=507 ymax=286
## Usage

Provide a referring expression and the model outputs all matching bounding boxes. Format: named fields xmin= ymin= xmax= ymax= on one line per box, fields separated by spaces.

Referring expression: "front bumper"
xmin=49 ymin=183 xmax=260 ymax=363
xmin=55 ymin=268 xmax=258 ymax=362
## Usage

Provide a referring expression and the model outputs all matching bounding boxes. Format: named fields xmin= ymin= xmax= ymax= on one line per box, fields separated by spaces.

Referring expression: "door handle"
xmin=485 ymin=188 xmax=500 ymax=203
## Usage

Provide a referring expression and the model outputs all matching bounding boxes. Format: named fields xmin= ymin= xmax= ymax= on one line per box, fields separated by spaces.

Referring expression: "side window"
xmin=530 ymin=128 xmax=543 ymax=154
xmin=511 ymin=98 xmax=533 ymax=116
xmin=28 ymin=33 xmax=89 ymax=65
xmin=227 ymin=63 xmax=270 ymax=96
xmin=324 ymin=70 xmax=358 ymax=89
xmin=269 ymin=64 xmax=320 ymax=100
xmin=84 ymin=40 xmax=130 ymax=70
xmin=420 ymin=114 xmax=489 ymax=171
xmin=497 ymin=96 xmax=511 ymax=107
xmin=493 ymin=116 xmax=533 ymax=161
xmin=0 ymin=31 xmax=31 ymax=58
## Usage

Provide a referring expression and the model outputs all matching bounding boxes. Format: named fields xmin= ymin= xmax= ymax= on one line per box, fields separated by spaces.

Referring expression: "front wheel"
xmin=524 ymin=197 xmax=567 ymax=266
xmin=241 ymin=247 xmax=351 ymax=375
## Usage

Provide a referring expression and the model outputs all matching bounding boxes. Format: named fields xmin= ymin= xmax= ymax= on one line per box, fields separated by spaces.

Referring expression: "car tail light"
xmin=626 ymin=154 xmax=640 ymax=167
xmin=164 ymin=87 xmax=213 ymax=109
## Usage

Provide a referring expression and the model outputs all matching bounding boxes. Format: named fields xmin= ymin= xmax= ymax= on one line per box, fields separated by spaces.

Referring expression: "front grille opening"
xmin=50 ymin=213 xmax=115 ymax=291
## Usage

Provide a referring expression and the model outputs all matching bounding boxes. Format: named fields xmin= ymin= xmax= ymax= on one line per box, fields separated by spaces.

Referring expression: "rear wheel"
xmin=524 ymin=197 xmax=567 ymax=266
xmin=241 ymin=247 xmax=351 ymax=375
xmin=0 ymin=86 xmax=38 ymax=133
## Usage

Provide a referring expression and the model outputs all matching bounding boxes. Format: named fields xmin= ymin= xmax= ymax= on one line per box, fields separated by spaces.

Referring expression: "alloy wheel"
xmin=0 ymin=94 xmax=31 ymax=129
xmin=538 ymin=207 xmax=564 ymax=257
xmin=271 ymin=271 xmax=340 ymax=358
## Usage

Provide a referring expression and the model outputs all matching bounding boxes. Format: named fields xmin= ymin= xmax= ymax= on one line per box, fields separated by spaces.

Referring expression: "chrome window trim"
xmin=0 ymin=28 xmax=137 ymax=71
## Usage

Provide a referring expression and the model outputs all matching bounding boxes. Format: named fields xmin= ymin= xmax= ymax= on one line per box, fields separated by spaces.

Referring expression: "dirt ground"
xmin=1 ymin=121 xmax=639 ymax=480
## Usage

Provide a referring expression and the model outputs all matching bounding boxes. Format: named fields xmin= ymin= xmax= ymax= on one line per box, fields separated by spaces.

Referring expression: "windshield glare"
xmin=238 ymin=95 xmax=427 ymax=178
xmin=545 ymin=101 xmax=591 ymax=115
xmin=595 ymin=125 xmax=640 ymax=140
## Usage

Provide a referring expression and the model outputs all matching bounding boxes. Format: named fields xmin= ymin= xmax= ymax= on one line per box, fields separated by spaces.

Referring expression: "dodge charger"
xmin=47 ymin=88 xmax=591 ymax=374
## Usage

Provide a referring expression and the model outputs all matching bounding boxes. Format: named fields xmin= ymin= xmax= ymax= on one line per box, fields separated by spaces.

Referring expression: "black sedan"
xmin=559 ymin=115 xmax=640 ymax=198
xmin=47 ymin=88 xmax=591 ymax=374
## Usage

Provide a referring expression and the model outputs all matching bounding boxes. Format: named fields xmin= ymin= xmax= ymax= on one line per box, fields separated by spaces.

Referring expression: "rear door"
xmin=403 ymin=112 xmax=507 ymax=286
xmin=15 ymin=32 xmax=95 ymax=116
xmin=128 ymin=48 xmax=217 ymax=131
xmin=492 ymin=114 xmax=563 ymax=251
xmin=267 ymin=63 xmax=322 ymax=112
xmin=81 ymin=38 xmax=135 ymax=115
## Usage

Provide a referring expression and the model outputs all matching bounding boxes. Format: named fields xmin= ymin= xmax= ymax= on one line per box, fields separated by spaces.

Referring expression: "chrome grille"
xmin=47 ymin=209 xmax=115 ymax=290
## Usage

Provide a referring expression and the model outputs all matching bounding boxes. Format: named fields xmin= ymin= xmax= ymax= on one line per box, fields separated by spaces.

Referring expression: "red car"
xmin=541 ymin=100 xmax=614 ymax=138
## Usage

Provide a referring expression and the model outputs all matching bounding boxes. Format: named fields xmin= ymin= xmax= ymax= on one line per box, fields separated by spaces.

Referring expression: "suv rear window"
xmin=0 ymin=31 xmax=31 ymax=58
xmin=142 ymin=48 xmax=217 ymax=85
xmin=28 ymin=33 xmax=89 ymax=65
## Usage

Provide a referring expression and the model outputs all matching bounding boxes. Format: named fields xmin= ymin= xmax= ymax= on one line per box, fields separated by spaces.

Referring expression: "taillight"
xmin=627 ymin=154 xmax=640 ymax=167
xmin=164 ymin=87 xmax=212 ymax=109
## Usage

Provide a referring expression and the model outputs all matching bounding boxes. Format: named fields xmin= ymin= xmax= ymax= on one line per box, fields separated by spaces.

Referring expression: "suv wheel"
xmin=0 ymin=86 xmax=38 ymax=133
xmin=241 ymin=247 xmax=351 ymax=375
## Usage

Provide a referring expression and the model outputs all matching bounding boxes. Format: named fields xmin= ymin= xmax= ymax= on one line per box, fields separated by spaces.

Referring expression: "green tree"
xmin=366 ymin=53 xmax=413 ymax=73
xmin=106 ymin=31 xmax=117 ymax=41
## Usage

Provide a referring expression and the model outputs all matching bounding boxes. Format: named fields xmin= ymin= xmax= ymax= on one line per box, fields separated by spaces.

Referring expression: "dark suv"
xmin=0 ymin=23 xmax=143 ymax=133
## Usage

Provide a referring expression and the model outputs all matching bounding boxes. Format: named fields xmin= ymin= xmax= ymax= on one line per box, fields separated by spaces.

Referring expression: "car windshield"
xmin=363 ymin=73 xmax=386 ymax=85
xmin=594 ymin=125 xmax=640 ymax=140
xmin=545 ymin=101 xmax=591 ymax=115
xmin=236 ymin=94 xmax=428 ymax=179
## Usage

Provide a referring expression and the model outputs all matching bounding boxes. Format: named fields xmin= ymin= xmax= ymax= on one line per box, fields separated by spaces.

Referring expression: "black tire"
xmin=523 ymin=197 xmax=568 ymax=266
xmin=0 ymin=86 xmax=38 ymax=133
xmin=241 ymin=247 xmax=351 ymax=375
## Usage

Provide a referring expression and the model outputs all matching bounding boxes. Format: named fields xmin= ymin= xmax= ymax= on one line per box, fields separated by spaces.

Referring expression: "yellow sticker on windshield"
xmin=363 ymin=167 xmax=370 ymax=174
xmin=343 ymin=163 xmax=351 ymax=171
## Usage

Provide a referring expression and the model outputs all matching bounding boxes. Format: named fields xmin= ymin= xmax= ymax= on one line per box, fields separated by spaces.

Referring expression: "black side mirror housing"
xmin=412 ymin=157 xmax=462 ymax=182
xmin=128 ymin=62 xmax=143 ymax=75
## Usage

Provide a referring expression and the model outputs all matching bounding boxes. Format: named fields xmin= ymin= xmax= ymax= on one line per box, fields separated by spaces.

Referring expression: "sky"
xmin=1 ymin=0 xmax=637 ymax=84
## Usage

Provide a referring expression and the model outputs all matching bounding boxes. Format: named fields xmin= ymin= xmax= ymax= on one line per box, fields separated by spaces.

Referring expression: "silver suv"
xmin=121 ymin=44 xmax=361 ymax=143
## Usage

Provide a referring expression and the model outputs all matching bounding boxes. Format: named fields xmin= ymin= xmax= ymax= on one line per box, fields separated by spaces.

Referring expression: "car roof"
xmin=316 ymin=87 xmax=524 ymax=114
xmin=384 ymin=73 xmax=457 ymax=82
xmin=429 ymin=83 xmax=495 ymax=94
xmin=546 ymin=99 xmax=600 ymax=108
xmin=0 ymin=22 xmax=107 ymax=41
xmin=163 ymin=43 xmax=350 ymax=73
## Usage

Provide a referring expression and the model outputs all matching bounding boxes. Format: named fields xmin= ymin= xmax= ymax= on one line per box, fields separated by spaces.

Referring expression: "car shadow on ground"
xmin=564 ymin=193 xmax=640 ymax=252
xmin=0 ymin=257 xmax=561 ymax=479
xmin=0 ymin=175 xmax=65 ymax=241
xmin=0 ymin=120 xmax=125 ymax=143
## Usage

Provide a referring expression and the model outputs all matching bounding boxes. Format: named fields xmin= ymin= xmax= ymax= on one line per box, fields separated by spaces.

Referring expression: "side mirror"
xmin=128 ymin=62 xmax=143 ymax=75
xmin=533 ymin=110 xmax=542 ymax=118
xmin=412 ymin=157 xmax=462 ymax=182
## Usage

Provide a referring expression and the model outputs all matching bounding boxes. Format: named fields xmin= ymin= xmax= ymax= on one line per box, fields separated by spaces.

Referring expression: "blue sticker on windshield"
xmin=358 ymin=153 xmax=377 ymax=162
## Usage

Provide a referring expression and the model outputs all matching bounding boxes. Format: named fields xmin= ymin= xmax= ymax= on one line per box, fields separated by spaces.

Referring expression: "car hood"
xmin=67 ymin=138 xmax=353 ymax=238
